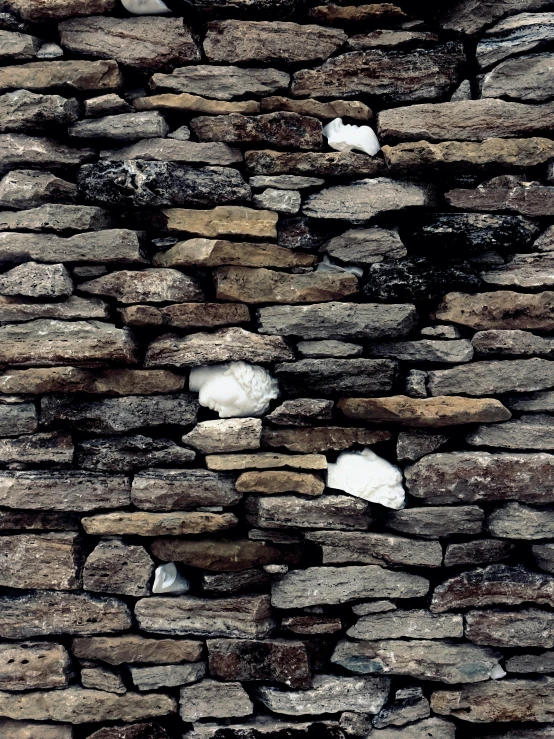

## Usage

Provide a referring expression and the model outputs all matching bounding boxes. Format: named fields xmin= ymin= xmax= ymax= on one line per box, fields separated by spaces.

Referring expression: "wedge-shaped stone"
xmin=435 ymin=290 xmax=554 ymax=330
xmin=261 ymin=96 xmax=371 ymax=121
xmin=207 ymin=453 xmax=326 ymax=470
xmin=292 ymin=44 xmax=464 ymax=102
xmin=246 ymin=149 xmax=384 ymax=178
xmin=0 ymin=169 xmax=77 ymax=209
xmin=348 ymin=610 xmax=463 ymax=641
xmin=482 ymin=52 xmax=554 ymax=101
xmin=275 ymin=358 xmax=397 ymax=396
xmin=216 ymin=267 xmax=357 ymax=304
xmin=0 ymin=592 xmax=131 ymax=638
xmin=0 ymin=642 xmax=70 ymax=691
xmin=180 ymin=679 xmax=253 ymax=723
xmin=386 ymin=506 xmax=484 ymax=538
xmin=132 ymin=469 xmax=239 ymax=511
xmin=446 ymin=176 xmax=554 ymax=217
xmin=0 ymin=687 xmax=175 ymax=724
xmin=204 ymin=20 xmax=346 ymax=65
xmin=0 ymin=135 xmax=94 ymax=174
xmin=135 ymin=93 xmax=259 ymax=116
xmin=58 ymin=17 xmax=199 ymax=70
xmin=150 ymin=65 xmax=290 ymax=100
xmin=332 ymin=639 xmax=500 ymax=683
xmin=303 ymin=178 xmax=435 ymax=221
xmin=145 ymin=327 xmax=293 ymax=367
xmin=135 ymin=594 xmax=274 ymax=638
xmin=130 ymin=662 xmax=205 ymax=692
xmin=467 ymin=415 xmax=554 ymax=449
xmin=0 ymin=30 xmax=41 ymax=61
xmin=256 ymin=674 xmax=389 ymax=715
xmin=184 ymin=720 xmax=345 ymax=739
xmin=407 ymin=452 xmax=554 ymax=505
xmin=339 ymin=395 xmax=510 ymax=427
xmin=466 ymin=608 xmax=554 ymax=648
xmin=154 ymin=238 xmax=315 ymax=269
xmin=80 ymin=269 xmax=203 ymax=305
xmin=72 ymin=635 xmax=202 ymax=665
xmin=83 ymin=540 xmax=154 ymax=597
xmin=261 ymin=427 xmax=390 ymax=453
xmin=322 ymin=226 xmax=406 ymax=265
xmin=272 ymin=565 xmax=429 ymax=608
xmin=101 ymin=139 xmax=242 ymax=166
xmin=0 ymin=230 xmax=145 ymax=264
xmin=0 ymin=533 xmax=80 ymax=590
xmin=378 ymin=99 xmax=554 ymax=142
xmin=0 ymin=90 xmax=80 ymax=134
xmin=477 ymin=12 xmax=554 ymax=69
xmin=482 ymin=252 xmax=554 ymax=288
xmin=235 ymin=470 xmax=324 ymax=495
xmin=79 ymin=161 xmax=249 ymax=208
xmin=265 ymin=400 xmax=333 ymax=427
xmin=306 ymin=531 xmax=442 ymax=568
xmin=163 ymin=206 xmax=277 ymax=238
xmin=0 ymin=60 xmax=122 ymax=93
xmin=428 ymin=359 xmax=554 ymax=396
xmin=82 ymin=511 xmax=237 ymax=537
xmin=191 ymin=113 xmax=321 ymax=150
xmin=246 ymin=494 xmax=371 ymax=531
xmin=208 ymin=638 xmax=310 ymax=688
xmin=487 ymin=501 xmax=554 ymax=539
xmin=431 ymin=678 xmax=554 ymax=723
xmin=258 ymin=301 xmax=417 ymax=340
xmin=150 ymin=538 xmax=283 ymax=571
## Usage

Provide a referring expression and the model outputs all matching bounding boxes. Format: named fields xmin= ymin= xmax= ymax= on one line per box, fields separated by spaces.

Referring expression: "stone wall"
xmin=0 ymin=0 xmax=553 ymax=736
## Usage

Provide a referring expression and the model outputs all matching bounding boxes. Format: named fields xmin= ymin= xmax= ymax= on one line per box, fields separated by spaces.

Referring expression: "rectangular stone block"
xmin=0 ymin=642 xmax=71 ymax=690
xmin=0 ymin=533 xmax=81 ymax=590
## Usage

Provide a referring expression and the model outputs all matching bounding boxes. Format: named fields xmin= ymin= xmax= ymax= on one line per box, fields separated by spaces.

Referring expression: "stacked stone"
xmin=0 ymin=0 xmax=554 ymax=736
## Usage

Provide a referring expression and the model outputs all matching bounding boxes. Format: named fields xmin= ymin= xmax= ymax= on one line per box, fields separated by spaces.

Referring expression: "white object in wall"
xmin=323 ymin=118 xmax=381 ymax=157
xmin=152 ymin=563 xmax=190 ymax=594
xmin=189 ymin=361 xmax=279 ymax=418
xmin=327 ymin=448 xmax=406 ymax=510
xmin=121 ymin=0 xmax=171 ymax=14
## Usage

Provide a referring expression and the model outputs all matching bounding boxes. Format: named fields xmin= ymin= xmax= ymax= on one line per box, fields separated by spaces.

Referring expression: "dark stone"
xmin=275 ymin=359 xmax=397 ymax=396
xmin=77 ymin=435 xmax=195 ymax=472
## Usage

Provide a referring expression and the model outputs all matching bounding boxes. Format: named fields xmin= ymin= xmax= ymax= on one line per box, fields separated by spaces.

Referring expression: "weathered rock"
xmin=77 ymin=435 xmax=194 ymax=473
xmin=378 ymin=99 xmax=554 ymax=142
xmin=0 ymin=29 xmax=41 ymax=61
xmin=466 ymin=607 xmax=554 ymax=647
xmin=294 ymin=340 xmax=364 ymax=359
xmin=332 ymin=639 xmax=500 ymax=683
xmin=0 ymin=687 xmax=175 ymax=724
xmin=145 ymin=327 xmax=293 ymax=367
xmin=202 ymin=569 xmax=270 ymax=595
xmin=272 ymin=565 xmax=429 ymax=608
xmin=435 ymin=290 xmax=554 ymax=331
xmin=533 ymin=543 xmax=554 ymax=574
xmin=0 ymin=510 xmax=79 ymax=531
xmin=308 ymin=3 xmax=405 ymax=26
xmin=487 ymin=501 xmax=554 ymax=540
xmin=261 ymin=96 xmax=371 ymax=121
xmin=82 ymin=511 xmax=237 ymax=537
xmin=275 ymin=358 xmax=396 ymax=396
xmin=180 ymin=679 xmax=253 ymax=722
xmin=0 ymin=262 xmax=72 ymax=299
xmin=266 ymin=399 xmax=333 ymax=427
xmin=441 ymin=0 xmax=554 ymax=36
xmin=477 ymin=12 xmax=554 ymax=69
xmin=121 ymin=302 xmax=250 ymax=329
xmin=184 ymin=720 xmax=350 ymax=739
xmin=131 ymin=469 xmax=238 ymax=511
xmin=347 ymin=28 xmax=438 ymax=50
xmin=431 ymin=678 xmax=554 ymax=723
xmin=482 ymin=252 xmax=554 ymax=288
xmin=372 ymin=688 xmax=431 ymax=730
xmin=467 ymin=414 xmax=554 ymax=450
xmin=236 ymin=470 xmax=324 ymax=495
xmin=0 ymin=592 xmax=131 ymax=638
xmin=163 ymin=206 xmax=277 ymax=239
xmin=79 ymin=268 xmax=202 ymax=305
xmin=154 ymin=238 xmax=314 ymax=269
xmin=322 ymin=226 xmax=406 ymax=266
xmin=72 ymin=109 xmax=168 ymax=140
xmin=246 ymin=149 xmax=384 ymax=178
xmin=58 ymin=17 xmax=199 ymax=69
xmin=303 ymin=178 xmax=435 ymax=222
xmin=150 ymin=538 xmax=284 ymax=571
xmin=0 ymin=432 xmax=73 ymax=465
xmin=81 ymin=666 xmax=126 ymax=695
xmin=250 ymin=175 xmax=324 ymax=190
xmin=0 ymin=169 xmax=77 ymax=209
xmin=208 ymin=638 xmax=310 ymax=688
xmin=101 ymin=138 xmax=242 ymax=166
xmin=6 ymin=0 xmax=115 ymax=19
xmin=258 ymin=301 xmax=417 ymax=340
xmin=446 ymin=176 xmax=554 ymax=217
xmin=0 ymin=533 xmax=80 ymax=590
xmin=83 ymin=540 xmax=154 ymax=597
xmin=292 ymin=44 xmax=464 ymax=103
xmin=191 ymin=113 xmax=321 ymax=150
xmin=262 ymin=426 xmax=390 ymax=453
xmin=135 ymin=93 xmax=259 ymax=116
xmin=348 ymin=610 xmax=462 ymax=641
xmin=386 ymin=506 xmax=484 ymax=539
xmin=150 ymin=65 xmax=290 ymax=100
xmin=473 ymin=329 xmax=554 ymax=357
xmin=306 ymin=531 xmax=442 ymax=568
xmin=216 ymin=266 xmax=357 ymax=304
xmin=444 ymin=539 xmax=514 ymax=568
xmin=397 ymin=431 xmax=449 ymax=463
xmin=86 ymin=723 xmax=170 ymax=739
xmin=207 ymin=453 xmax=326 ymax=470
xmin=339 ymin=395 xmax=509 ymax=428
xmin=0 ymin=399 xmax=36 ymax=436
xmin=135 ymin=594 xmax=274 ymax=638
xmin=246 ymin=494 xmax=371 ymax=531
xmin=72 ymin=634 xmax=202 ymax=665
xmin=182 ymin=418 xmax=261 ymax=454
xmin=0 ymin=60 xmax=122 ymax=93
xmin=504 ymin=390 xmax=554 ymax=412
xmin=0 ymin=90 xmax=80 ymax=134
xmin=0 ymin=135 xmax=93 ymax=176
xmin=282 ymin=614 xmax=342 ymax=635
xmin=86 ymin=93 xmax=133 ymax=118
xmin=0 ymin=642 xmax=70 ymax=691
xmin=130 ymin=662 xmax=205 ymax=692
xmin=482 ymin=52 xmax=554 ymax=102
xmin=0 ymin=204 xmax=112 ymax=233
xmin=204 ymin=20 xmax=346 ymax=65
xmin=253 ymin=188 xmax=301 ymax=214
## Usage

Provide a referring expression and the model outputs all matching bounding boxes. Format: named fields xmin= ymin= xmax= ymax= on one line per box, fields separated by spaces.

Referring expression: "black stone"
xmin=278 ymin=216 xmax=328 ymax=251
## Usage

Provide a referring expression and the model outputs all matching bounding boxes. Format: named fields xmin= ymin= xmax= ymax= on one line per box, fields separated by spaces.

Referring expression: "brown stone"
xmin=465 ymin=608 xmax=554 ymax=648
xmin=131 ymin=469 xmax=240 ymax=511
xmin=446 ymin=175 xmax=554 ymax=216
xmin=71 ymin=635 xmax=202 ymax=665
xmin=0 ymin=60 xmax=122 ymax=93
xmin=0 ymin=511 xmax=79 ymax=532
xmin=163 ymin=206 xmax=277 ymax=238
xmin=338 ymin=395 xmax=511 ymax=427
xmin=260 ymin=96 xmax=371 ymax=121
xmin=134 ymin=93 xmax=259 ymax=115
xmin=282 ymin=614 xmax=342 ymax=635
xmin=308 ymin=3 xmax=406 ymax=26
xmin=434 ymin=290 xmax=554 ymax=331
xmin=206 ymin=453 xmax=327 ymax=470
xmin=101 ymin=139 xmax=242 ymax=166
xmin=120 ymin=302 xmax=249 ymax=329
xmin=191 ymin=113 xmax=322 ymax=151
xmin=216 ymin=266 xmax=357 ymax=304
xmin=81 ymin=511 xmax=237 ymax=537
xmin=444 ymin=540 xmax=514 ymax=568
xmin=262 ymin=426 xmax=390 ymax=453
xmin=0 ymin=642 xmax=71 ymax=690
xmin=150 ymin=538 xmax=285 ymax=571
xmin=0 ymin=533 xmax=80 ymax=590
xmin=83 ymin=540 xmax=154 ymax=597
xmin=6 ymin=0 xmax=115 ymax=19
xmin=154 ymin=238 xmax=315 ymax=269
xmin=236 ymin=470 xmax=325 ymax=495
xmin=246 ymin=149 xmax=384 ymax=178
xmin=246 ymin=494 xmax=372 ymax=531
xmin=207 ymin=638 xmax=311 ymax=689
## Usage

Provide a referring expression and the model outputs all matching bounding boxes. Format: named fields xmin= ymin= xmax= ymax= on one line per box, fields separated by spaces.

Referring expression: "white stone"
xmin=490 ymin=664 xmax=507 ymax=680
xmin=189 ymin=361 xmax=279 ymax=418
xmin=322 ymin=118 xmax=380 ymax=157
xmin=327 ymin=448 xmax=406 ymax=510
xmin=152 ymin=563 xmax=190 ymax=595
xmin=121 ymin=0 xmax=171 ymax=14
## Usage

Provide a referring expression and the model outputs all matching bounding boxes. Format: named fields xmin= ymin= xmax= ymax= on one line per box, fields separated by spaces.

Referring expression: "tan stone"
xmin=163 ymin=206 xmax=278 ymax=238
xmin=206 ymin=453 xmax=327 ymax=470
xmin=71 ymin=635 xmax=202 ymax=665
xmin=262 ymin=426 xmax=391 ymax=453
xmin=81 ymin=511 xmax=238 ymax=536
xmin=0 ymin=533 xmax=80 ymax=590
xmin=134 ymin=93 xmax=259 ymax=115
xmin=0 ymin=720 xmax=72 ymax=738
xmin=260 ymin=96 xmax=372 ymax=121
xmin=338 ymin=395 xmax=512 ymax=427
xmin=6 ymin=0 xmax=115 ymax=19
xmin=0 ymin=60 xmax=121 ymax=92
xmin=235 ymin=470 xmax=325 ymax=495
xmin=120 ymin=303 xmax=249 ymax=329
xmin=154 ymin=239 xmax=315 ymax=269
xmin=0 ymin=643 xmax=71 ymax=690
xmin=434 ymin=291 xmax=554 ymax=330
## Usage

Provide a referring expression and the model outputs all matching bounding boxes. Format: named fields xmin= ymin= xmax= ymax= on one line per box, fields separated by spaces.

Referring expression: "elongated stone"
xmin=477 ymin=12 xmax=554 ymax=69
xmin=204 ymin=20 xmax=346 ymax=65
xmin=130 ymin=663 xmax=205 ymax=692
xmin=397 ymin=430 xmax=448 ymax=463
xmin=434 ymin=290 xmax=554 ymax=330
xmin=150 ymin=537 xmax=284 ymax=571
xmin=236 ymin=470 xmax=324 ymax=495
xmin=306 ymin=531 xmax=442 ymax=568
xmin=0 ymin=432 xmax=73 ymax=465
xmin=6 ymin=0 xmax=115 ymax=19
xmin=0 ymin=230 xmax=145 ymax=264
xmin=83 ymin=723 xmax=170 ymax=739
xmin=82 ymin=511 xmax=237 ymax=537
xmin=0 ymin=533 xmax=80 ymax=590
xmin=154 ymin=238 xmax=315 ymax=269
xmin=441 ymin=0 xmax=554 ymax=36
xmin=292 ymin=44 xmax=465 ymax=103
xmin=0 ymin=592 xmax=131 ymax=638
xmin=444 ymin=539 xmax=514 ymax=569
xmin=70 ymin=111 xmax=169 ymax=142
xmin=348 ymin=610 xmax=463 ymax=641
xmin=308 ymin=3 xmax=406 ymax=25
xmin=272 ymin=565 xmax=429 ymax=608
xmin=191 ymin=113 xmax=321 ymax=150
xmin=332 ymin=639 xmax=500 ymax=683
xmin=101 ymin=139 xmax=242 ymax=166
xmin=0 ymin=169 xmax=77 ymax=209
xmin=0 ymin=60 xmax=122 ymax=93
xmin=0 ymin=135 xmax=94 ymax=175
xmin=386 ymin=506 xmax=484 ymax=539
xmin=266 ymin=398 xmax=333 ymax=426
xmin=77 ymin=435 xmax=195 ymax=472
xmin=487 ymin=501 xmax=554 ymax=539
xmin=121 ymin=302 xmax=249 ymax=329
xmin=482 ymin=52 xmax=554 ymax=102
xmin=207 ymin=453 xmax=326 ymax=471
xmin=246 ymin=149 xmax=384 ymax=178
xmin=180 ymin=679 xmax=253 ymax=723
xmin=0 ymin=204 xmax=111 ymax=233
xmin=0 ymin=90 xmax=80 ymax=134
xmin=184 ymin=721 xmax=345 ymax=739
xmin=467 ymin=415 xmax=554 ymax=450
xmin=0 ymin=30 xmax=41 ymax=61
xmin=79 ymin=269 xmax=203 ymax=305
xmin=262 ymin=426 xmax=390 ymax=453
xmin=446 ymin=176 xmax=554 ymax=217
xmin=132 ymin=469 xmax=238 ymax=512
xmin=0 ymin=642 xmax=70 ymax=691
xmin=428 ymin=359 xmax=554 ymax=396
xmin=506 ymin=651 xmax=554 ymax=675
xmin=466 ymin=608 xmax=554 ymax=647
xmin=202 ymin=570 xmax=270 ymax=595
xmin=182 ymin=418 xmax=261 ymax=454
xmin=246 ymin=494 xmax=371 ymax=531
xmin=276 ymin=358 xmax=397 ymax=396
xmin=0 ymin=298 xmax=106 ymax=325
xmin=482 ymin=252 xmax=554 ymax=288
xmin=135 ymin=93 xmax=259 ymax=116
xmin=322 ymin=226 xmax=406 ymax=265
xmin=72 ymin=635 xmax=202 ymax=665
xmin=163 ymin=206 xmax=277 ymax=239
xmin=473 ymin=329 xmax=554 ymax=357
xmin=261 ymin=96 xmax=371 ymax=121
xmin=135 ymin=594 xmax=274 ymax=638
xmin=365 ymin=718 xmax=455 ymax=739
xmin=150 ymin=65 xmax=290 ymax=100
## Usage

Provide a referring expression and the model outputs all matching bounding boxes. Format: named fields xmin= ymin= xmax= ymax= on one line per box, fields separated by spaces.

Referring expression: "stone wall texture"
xmin=0 ymin=0 xmax=554 ymax=736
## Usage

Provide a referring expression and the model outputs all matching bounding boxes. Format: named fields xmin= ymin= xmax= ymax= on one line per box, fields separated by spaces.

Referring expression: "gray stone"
xmin=184 ymin=721 xmax=345 ymax=739
xmin=69 ymin=111 xmax=168 ymax=142
xmin=0 ymin=262 xmax=72 ymax=298
xmin=0 ymin=90 xmax=80 ymax=133
xmin=482 ymin=252 xmax=554 ymax=288
xmin=321 ymin=226 xmax=406 ymax=266
xmin=0 ymin=134 xmax=94 ymax=173
xmin=130 ymin=662 xmax=205 ymax=692
xmin=202 ymin=570 xmax=270 ymax=595
xmin=444 ymin=540 xmax=515 ymax=568
xmin=372 ymin=690 xmax=430 ymax=729
xmin=150 ymin=65 xmax=290 ymax=100
xmin=506 ymin=651 xmax=554 ymax=675
xmin=131 ymin=469 xmax=239 ymax=511
xmin=0 ymin=642 xmax=71 ymax=691
xmin=405 ymin=369 xmax=428 ymax=399
xmin=79 ymin=268 xmax=202 ymax=304
xmin=478 ymin=13 xmax=554 ymax=69
xmin=533 ymin=543 xmax=554 ymax=574
xmin=296 ymin=341 xmax=362 ymax=358
xmin=488 ymin=502 xmax=554 ymax=539
xmin=0 ymin=29 xmax=41 ymax=61
xmin=397 ymin=431 xmax=449 ymax=462
xmin=421 ymin=326 xmax=462 ymax=339
xmin=466 ymin=608 xmax=554 ymax=647
xmin=85 ymin=93 xmax=133 ymax=118
xmin=364 ymin=718 xmax=456 ymax=738
xmin=332 ymin=639 xmax=500 ymax=684
xmin=246 ymin=494 xmax=371 ymax=531
xmin=442 ymin=0 xmax=554 ymax=36
xmin=504 ymin=390 xmax=554 ymax=412
xmin=275 ymin=359 xmax=396 ymax=396
xmin=0 ymin=169 xmax=77 ymax=209
xmin=368 ymin=339 xmax=473 ymax=364
xmin=77 ymin=435 xmax=195 ymax=473
xmin=246 ymin=149 xmax=384 ymax=178
xmin=253 ymin=188 xmax=300 ymax=214
xmin=348 ymin=610 xmax=463 ymax=641
xmin=482 ymin=53 xmax=554 ymax=101
xmin=447 ymin=176 xmax=554 ymax=218
xmin=473 ymin=329 xmax=554 ymax=357
xmin=0 ymin=60 xmax=122 ymax=93
xmin=80 ymin=666 xmax=126 ymax=695
xmin=0 ymin=432 xmax=74 ymax=465
xmin=0 ymin=204 xmax=112 ymax=232
xmin=182 ymin=418 xmax=261 ymax=454
xmin=271 ymin=565 xmax=429 ymax=609
xmin=428 ymin=358 xmax=554 ymax=396
xmin=0 ymin=532 xmax=80 ymax=590
xmin=180 ymin=679 xmax=253 ymax=722
xmin=0 ymin=400 xmax=36 ymax=436
xmin=83 ymin=540 xmax=154 ymax=597
xmin=135 ymin=594 xmax=274 ymax=638
xmin=101 ymin=139 xmax=242 ymax=166
xmin=256 ymin=675 xmax=390 ymax=716
xmin=467 ymin=415 xmax=554 ymax=450
xmin=386 ymin=506 xmax=484 ymax=539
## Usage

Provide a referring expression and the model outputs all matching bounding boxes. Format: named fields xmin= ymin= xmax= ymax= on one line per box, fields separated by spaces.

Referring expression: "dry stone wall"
xmin=0 ymin=0 xmax=554 ymax=736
